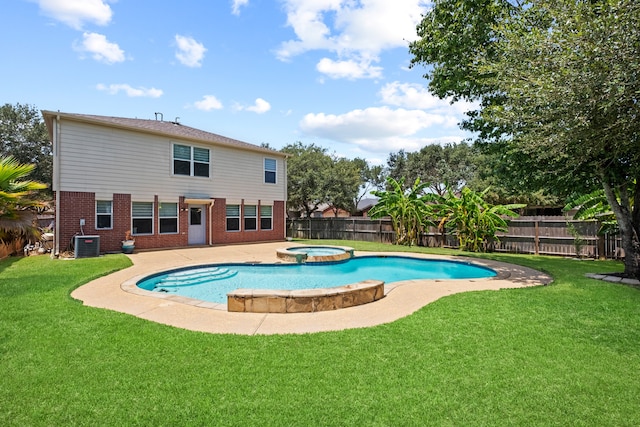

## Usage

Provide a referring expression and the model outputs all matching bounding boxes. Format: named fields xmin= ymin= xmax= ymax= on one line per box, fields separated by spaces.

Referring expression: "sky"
xmin=2 ymin=0 xmax=476 ymax=165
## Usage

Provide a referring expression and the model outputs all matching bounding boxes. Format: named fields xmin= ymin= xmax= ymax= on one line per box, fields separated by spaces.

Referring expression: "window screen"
xmin=260 ymin=205 xmax=272 ymax=230
xmin=159 ymin=202 xmax=178 ymax=234
xmin=244 ymin=205 xmax=257 ymax=231
xmin=96 ymin=200 xmax=112 ymax=229
xmin=132 ymin=202 xmax=153 ymax=235
xmin=226 ymin=205 xmax=240 ymax=231
xmin=264 ymin=158 xmax=276 ymax=184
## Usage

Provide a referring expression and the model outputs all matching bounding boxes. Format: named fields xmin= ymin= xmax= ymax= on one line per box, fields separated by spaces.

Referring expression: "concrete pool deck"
xmin=71 ymin=242 xmax=553 ymax=335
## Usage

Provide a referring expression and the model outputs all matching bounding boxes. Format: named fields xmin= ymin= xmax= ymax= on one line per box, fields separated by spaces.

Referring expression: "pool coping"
xmin=71 ymin=242 xmax=553 ymax=335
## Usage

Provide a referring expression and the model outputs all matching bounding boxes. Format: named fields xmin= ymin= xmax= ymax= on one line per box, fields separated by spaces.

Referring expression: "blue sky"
xmin=3 ymin=0 xmax=475 ymax=165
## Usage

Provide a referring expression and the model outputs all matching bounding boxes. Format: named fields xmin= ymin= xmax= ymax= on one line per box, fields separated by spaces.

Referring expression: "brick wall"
xmin=58 ymin=192 xmax=285 ymax=254
xmin=211 ymin=199 xmax=285 ymax=244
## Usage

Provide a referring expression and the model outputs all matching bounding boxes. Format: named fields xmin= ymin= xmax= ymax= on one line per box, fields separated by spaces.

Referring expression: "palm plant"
xmin=369 ymin=177 xmax=436 ymax=246
xmin=0 ymin=156 xmax=47 ymax=244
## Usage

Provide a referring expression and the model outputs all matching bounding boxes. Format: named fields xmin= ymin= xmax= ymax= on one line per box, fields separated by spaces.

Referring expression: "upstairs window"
xmin=96 ymin=200 xmax=112 ymax=229
xmin=264 ymin=158 xmax=276 ymax=184
xmin=173 ymin=144 xmax=210 ymax=177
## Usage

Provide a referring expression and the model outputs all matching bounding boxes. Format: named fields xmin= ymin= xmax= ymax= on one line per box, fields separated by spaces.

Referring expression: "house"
xmin=42 ymin=111 xmax=288 ymax=255
xmin=316 ymin=198 xmax=379 ymax=218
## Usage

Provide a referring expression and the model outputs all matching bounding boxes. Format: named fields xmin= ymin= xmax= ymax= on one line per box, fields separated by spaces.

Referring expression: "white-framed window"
xmin=226 ymin=204 xmax=240 ymax=231
xmin=173 ymin=144 xmax=210 ymax=177
xmin=96 ymin=200 xmax=112 ymax=229
xmin=244 ymin=205 xmax=257 ymax=231
xmin=159 ymin=202 xmax=178 ymax=234
xmin=132 ymin=202 xmax=153 ymax=235
xmin=260 ymin=205 xmax=272 ymax=230
xmin=264 ymin=158 xmax=276 ymax=184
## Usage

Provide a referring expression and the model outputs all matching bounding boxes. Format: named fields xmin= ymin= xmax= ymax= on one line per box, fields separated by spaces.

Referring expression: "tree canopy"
xmin=386 ymin=142 xmax=477 ymax=196
xmin=0 ymin=103 xmax=51 ymax=193
xmin=281 ymin=142 xmax=378 ymax=217
xmin=410 ymin=0 xmax=640 ymax=277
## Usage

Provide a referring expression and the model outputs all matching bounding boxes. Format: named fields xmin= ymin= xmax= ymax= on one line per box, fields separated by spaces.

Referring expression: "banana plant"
xmin=436 ymin=187 xmax=525 ymax=252
xmin=369 ymin=177 xmax=436 ymax=246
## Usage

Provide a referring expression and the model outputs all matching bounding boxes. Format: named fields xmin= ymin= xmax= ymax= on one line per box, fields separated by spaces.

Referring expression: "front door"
xmin=188 ymin=205 xmax=206 ymax=245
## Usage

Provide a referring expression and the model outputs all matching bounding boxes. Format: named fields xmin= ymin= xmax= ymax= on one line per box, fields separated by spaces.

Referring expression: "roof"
xmin=41 ymin=111 xmax=287 ymax=157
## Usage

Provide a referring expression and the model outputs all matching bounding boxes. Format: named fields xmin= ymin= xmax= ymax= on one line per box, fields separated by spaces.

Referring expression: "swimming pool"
xmin=137 ymin=256 xmax=496 ymax=306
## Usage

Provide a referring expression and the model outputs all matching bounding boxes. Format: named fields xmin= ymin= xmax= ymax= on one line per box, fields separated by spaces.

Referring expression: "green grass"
xmin=1 ymin=243 xmax=639 ymax=426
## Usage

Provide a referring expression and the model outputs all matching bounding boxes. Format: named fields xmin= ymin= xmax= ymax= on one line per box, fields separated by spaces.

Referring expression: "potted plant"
xmin=122 ymin=230 xmax=135 ymax=254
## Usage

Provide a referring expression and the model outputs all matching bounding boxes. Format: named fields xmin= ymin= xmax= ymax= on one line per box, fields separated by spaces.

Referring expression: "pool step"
xmin=154 ymin=267 xmax=237 ymax=288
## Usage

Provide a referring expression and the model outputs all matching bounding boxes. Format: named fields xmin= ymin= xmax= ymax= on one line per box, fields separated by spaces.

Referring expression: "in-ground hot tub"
xmin=276 ymin=245 xmax=354 ymax=263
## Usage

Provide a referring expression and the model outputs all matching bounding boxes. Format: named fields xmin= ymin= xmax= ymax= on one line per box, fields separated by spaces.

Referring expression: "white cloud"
xmin=38 ymin=0 xmax=113 ymax=29
xmin=235 ymin=98 xmax=271 ymax=114
xmin=379 ymin=81 xmax=477 ymax=114
xmin=96 ymin=83 xmax=163 ymax=98
xmin=231 ymin=0 xmax=249 ymax=15
xmin=277 ymin=0 xmax=428 ymax=79
xmin=194 ymin=95 xmax=224 ymax=111
xmin=174 ymin=35 xmax=207 ymax=67
xmin=299 ymin=106 xmax=462 ymax=153
xmin=74 ymin=32 xmax=125 ymax=64
xmin=316 ymin=57 xmax=382 ymax=80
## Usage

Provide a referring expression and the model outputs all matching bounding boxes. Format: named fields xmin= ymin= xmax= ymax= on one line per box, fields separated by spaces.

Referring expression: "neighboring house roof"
xmin=313 ymin=198 xmax=378 ymax=214
xmin=41 ymin=111 xmax=288 ymax=158
xmin=357 ymin=198 xmax=378 ymax=211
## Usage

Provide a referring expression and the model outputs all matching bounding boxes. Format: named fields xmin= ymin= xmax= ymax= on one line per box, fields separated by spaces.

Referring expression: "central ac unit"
xmin=75 ymin=235 xmax=100 ymax=258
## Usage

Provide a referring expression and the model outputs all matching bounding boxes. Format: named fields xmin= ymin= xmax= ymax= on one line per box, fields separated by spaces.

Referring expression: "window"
xmin=193 ymin=147 xmax=210 ymax=177
xmin=226 ymin=205 xmax=240 ymax=231
xmin=260 ymin=205 xmax=272 ymax=230
xmin=96 ymin=200 xmax=112 ymax=229
xmin=264 ymin=158 xmax=276 ymax=184
xmin=190 ymin=207 xmax=202 ymax=226
xmin=244 ymin=205 xmax=257 ymax=231
xmin=173 ymin=144 xmax=210 ymax=177
xmin=159 ymin=202 xmax=178 ymax=234
xmin=132 ymin=202 xmax=153 ymax=235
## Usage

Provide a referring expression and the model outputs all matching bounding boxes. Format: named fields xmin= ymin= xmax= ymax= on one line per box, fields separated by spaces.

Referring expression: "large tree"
xmin=281 ymin=142 xmax=332 ymax=217
xmin=410 ymin=0 xmax=640 ymax=278
xmin=325 ymin=157 xmax=362 ymax=217
xmin=351 ymin=157 xmax=384 ymax=213
xmin=385 ymin=143 xmax=478 ymax=195
xmin=0 ymin=103 xmax=52 ymax=192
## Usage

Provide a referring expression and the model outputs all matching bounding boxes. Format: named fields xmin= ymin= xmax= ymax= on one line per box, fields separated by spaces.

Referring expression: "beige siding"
xmin=57 ymin=120 xmax=286 ymax=201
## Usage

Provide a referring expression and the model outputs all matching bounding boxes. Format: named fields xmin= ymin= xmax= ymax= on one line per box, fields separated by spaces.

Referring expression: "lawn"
xmin=1 ymin=241 xmax=639 ymax=426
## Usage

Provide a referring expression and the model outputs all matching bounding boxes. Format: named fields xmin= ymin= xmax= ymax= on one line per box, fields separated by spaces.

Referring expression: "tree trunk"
xmin=600 ymin=176 xmax=640 ymax=279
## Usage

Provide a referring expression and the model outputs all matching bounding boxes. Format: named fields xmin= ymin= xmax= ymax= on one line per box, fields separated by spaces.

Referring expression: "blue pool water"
xmin=137 ymin=256 xmax=496 ymax=304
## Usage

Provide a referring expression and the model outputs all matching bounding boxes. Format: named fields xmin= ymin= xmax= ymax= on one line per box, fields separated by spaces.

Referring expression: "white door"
xmin=188 ymin=205 xmax=206 ymax=245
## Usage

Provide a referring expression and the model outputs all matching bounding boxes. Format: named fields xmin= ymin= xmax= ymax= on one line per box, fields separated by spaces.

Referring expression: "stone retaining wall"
xmin=227 ymin=279 xmax=384 ymax=313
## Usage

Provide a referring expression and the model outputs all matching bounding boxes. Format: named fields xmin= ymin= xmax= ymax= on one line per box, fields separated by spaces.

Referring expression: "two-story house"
xmin=42 ymin=111 xmax=288 ymax=255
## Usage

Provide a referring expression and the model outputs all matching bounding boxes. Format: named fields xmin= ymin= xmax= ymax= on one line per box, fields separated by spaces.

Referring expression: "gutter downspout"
xmin=52 ymin=115 xmax=61 ymax=258
xmin=209 ymin=202 xmax=214 ymax=246
xmin=283 ymin=157 xmax=288 ymax=240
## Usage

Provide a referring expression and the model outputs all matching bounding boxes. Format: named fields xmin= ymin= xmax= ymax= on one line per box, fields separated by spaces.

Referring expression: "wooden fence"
xmin=287 ymin=216 xmax=623 ymax=259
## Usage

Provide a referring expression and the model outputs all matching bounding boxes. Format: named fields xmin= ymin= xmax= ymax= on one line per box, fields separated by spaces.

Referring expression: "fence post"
xmin=534 ymin=220 xmax=540 ymax=255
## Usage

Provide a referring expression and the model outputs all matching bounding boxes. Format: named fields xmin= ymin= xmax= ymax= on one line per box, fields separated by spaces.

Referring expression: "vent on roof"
xmin=74 ymin=235 xmax=100 ymax=258
xmin=154 ymin=112 xmax=163 ymax=121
